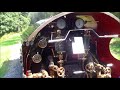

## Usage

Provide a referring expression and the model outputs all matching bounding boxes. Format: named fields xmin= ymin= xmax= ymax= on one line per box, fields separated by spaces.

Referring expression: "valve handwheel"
xmin=53 ymin=65 xmax=58 ymax=72
xmin=49 ymin=65 xmax=58 ymax=72
xmin=57 ymin=67 xmax=65 ymax=78
xmin=85 ymin=62 xmax=95 ymax=73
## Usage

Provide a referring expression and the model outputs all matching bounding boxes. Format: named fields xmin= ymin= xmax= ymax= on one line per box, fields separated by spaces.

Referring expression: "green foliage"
xmin=21 ymin=12 xmax=29 ymax=17
xmin=110 ymin=38 xmax=120 ymax=60
xmin=0 ymin=12 xmax=30 ymax=37
xmin=0 ymin=46 xmax=11 ymax=78
xmin=111 ymin=12 xmax=120 ymax=19
xmin=0 ymin=32 xmax=22 ymax=47
xmin=21 ymin=24 xmax=38 ymax=41
xmin=28 ymin=12 xmax=60 ymax=24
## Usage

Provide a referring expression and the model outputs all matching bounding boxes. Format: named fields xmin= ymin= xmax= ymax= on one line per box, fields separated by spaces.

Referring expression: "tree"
xmin=21 ymin=12 xmax=29 ymax=17
xmin=0 ymin=12 xmax=30 ymax=37
xmin=28 ymin=12 xmax=60 ymax=24
xmin=111 ymin=12 xmax=120 ymax=19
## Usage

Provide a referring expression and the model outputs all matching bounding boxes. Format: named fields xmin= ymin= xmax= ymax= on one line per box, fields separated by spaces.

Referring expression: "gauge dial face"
xmin=75 ymin=19 xmax=84 ymax=29
xmin=32 ymin=52 xmax=42 ymax=63
xmin=38 ymin=37 xmax=47 ymax=48
xmin=57 ymin=19 xmax=66 ymax=29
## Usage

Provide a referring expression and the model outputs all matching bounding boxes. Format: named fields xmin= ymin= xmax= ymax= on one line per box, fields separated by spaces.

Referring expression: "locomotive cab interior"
xmin=22 ymin=12 xmax=120 ymax=78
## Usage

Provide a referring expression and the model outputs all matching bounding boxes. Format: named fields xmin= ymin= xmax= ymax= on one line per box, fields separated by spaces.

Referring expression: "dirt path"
xmin=3 ymin=43 xmax=23 ymax=78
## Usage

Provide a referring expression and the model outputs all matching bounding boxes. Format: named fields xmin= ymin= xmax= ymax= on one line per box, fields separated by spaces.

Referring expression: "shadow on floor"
xmin=0 ymin=58 xmax=22 ymax=78
xmin=0 ymin=60 xmax=10 ymax=78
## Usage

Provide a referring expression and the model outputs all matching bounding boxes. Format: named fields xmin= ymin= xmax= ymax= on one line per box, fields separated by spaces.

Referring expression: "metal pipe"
xmin=48 ymin=29 xmax=93 ymax=43
xmin=91 ymin=29 xmax=119 ymax=38
xmin=48 ymin=29 xmax=119 ymax=43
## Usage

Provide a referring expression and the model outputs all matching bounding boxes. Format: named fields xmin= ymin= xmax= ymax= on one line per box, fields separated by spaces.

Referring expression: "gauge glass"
xmin=38 ymin=37 xmax=47 ymax=48
xmin=57 ymin=19 xmax=66 ymax=29
xmin=32 ymin=52 xmax=42 ymax=63
xmin=75 ymin=19 xmax=84 ymax=29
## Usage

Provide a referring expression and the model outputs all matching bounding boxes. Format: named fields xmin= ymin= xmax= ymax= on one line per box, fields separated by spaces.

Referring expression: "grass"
xmin=0 ymin=46 xmax=11 ymax=77
xmin=21 ymin=25 xmax=37 ymax=41
xmin=0 ymin=32 xmax=22 ymax=47
xmin=0 ymin=32 xmax=22 ymax=77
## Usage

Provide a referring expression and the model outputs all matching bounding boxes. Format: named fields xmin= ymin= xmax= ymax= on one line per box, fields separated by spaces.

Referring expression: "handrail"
xmin=48 ymin=29 xmax=119 ymax=43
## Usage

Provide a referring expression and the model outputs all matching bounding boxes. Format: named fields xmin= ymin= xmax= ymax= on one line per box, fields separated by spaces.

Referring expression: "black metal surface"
xmin=64 ymin=60 xmax=86 ymax=78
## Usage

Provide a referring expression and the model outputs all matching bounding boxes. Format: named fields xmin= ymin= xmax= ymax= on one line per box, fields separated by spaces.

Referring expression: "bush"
xmin=0 ymin=12 xmax=30 ymax=37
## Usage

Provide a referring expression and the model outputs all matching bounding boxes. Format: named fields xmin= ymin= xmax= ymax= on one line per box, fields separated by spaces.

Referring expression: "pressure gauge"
xmin=75 ymin=18 xmax=84 ymax=29
xmin=57 ymin=19 xmax=66 ymax=29
xmin=32 ymin=52 xmax=42 ymax=63
xmin=38 ymin=37 xmax=47 ymax=48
